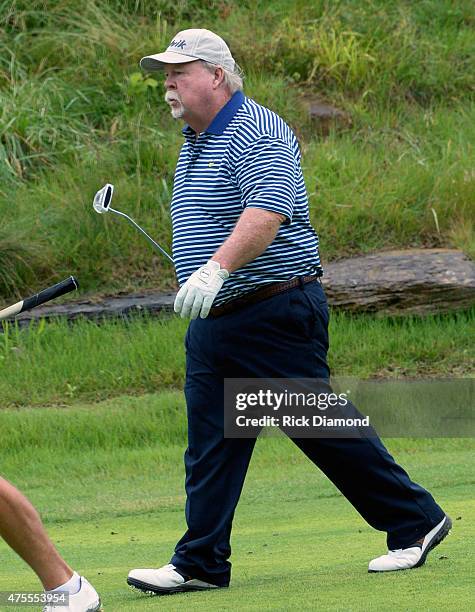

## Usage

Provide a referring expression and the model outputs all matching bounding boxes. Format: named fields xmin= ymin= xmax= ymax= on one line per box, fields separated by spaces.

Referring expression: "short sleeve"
xmin=234 ymin=135 xmax=297 ymax=224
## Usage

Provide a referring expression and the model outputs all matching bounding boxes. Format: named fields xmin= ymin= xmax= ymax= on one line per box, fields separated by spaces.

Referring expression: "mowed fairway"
xmin=0 ymin=391 xmax=473 ymax=611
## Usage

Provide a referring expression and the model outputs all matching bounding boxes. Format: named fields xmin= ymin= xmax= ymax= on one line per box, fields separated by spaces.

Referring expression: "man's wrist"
xmin=208 ymin=259 xmax=230 ymax=278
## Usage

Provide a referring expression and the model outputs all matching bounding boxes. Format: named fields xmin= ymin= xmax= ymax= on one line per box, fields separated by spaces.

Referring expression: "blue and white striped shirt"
xmin=170 ymin=91 xmax=322 ymax=306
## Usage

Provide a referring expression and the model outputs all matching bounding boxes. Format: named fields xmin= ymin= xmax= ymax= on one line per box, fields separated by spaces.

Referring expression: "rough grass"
xmin=0 ymin=309 xmax=473 ymax=408
xmin=0 ymin=0 xmax=474 ymax=297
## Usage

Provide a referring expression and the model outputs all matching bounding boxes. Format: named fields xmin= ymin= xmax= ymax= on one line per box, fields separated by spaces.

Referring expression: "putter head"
xmin=93 ymin=183 xmax=114 ymax=214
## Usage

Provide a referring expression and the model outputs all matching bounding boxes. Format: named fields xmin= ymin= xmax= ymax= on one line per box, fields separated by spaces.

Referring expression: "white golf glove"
xmin=174 ymin=260 xmax=230 ymax=320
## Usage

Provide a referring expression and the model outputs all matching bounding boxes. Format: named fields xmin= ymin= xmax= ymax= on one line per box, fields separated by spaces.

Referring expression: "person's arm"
xmin=211 ymin=207 xmax=286 ymax=273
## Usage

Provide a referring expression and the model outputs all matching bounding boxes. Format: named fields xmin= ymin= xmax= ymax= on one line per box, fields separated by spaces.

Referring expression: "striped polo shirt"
xmin=170 ymin=90 xmax=322 ymax=306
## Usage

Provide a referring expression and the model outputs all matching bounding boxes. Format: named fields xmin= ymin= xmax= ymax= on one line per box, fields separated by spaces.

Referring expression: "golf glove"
xmin=174 ymin=260 xmax=230 ymax=319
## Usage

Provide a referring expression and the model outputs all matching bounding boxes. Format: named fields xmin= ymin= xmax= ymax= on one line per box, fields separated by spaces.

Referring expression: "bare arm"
xmin=211 ymin=207 xmax=286 ymax=273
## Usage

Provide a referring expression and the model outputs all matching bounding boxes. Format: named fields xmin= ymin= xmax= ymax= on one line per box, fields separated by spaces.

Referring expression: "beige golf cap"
xmin=140 ymin=29 xmax=235 ymax=72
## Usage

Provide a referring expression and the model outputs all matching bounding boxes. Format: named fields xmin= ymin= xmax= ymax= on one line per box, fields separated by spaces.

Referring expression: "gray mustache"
xmin=165 ymin=92 xmax=181 ymax=103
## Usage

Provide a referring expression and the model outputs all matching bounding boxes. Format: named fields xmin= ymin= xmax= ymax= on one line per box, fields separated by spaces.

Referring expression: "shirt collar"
xmin=182 ymin=91 xmax=245 ymax=138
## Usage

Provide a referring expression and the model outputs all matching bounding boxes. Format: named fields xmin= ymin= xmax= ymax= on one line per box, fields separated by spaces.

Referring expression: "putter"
xmin=93 ymin=184 xmax=174 ymax=264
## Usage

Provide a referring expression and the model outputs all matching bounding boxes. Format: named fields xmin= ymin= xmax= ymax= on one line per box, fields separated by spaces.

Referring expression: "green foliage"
xmin=126 ymin=72 xmax=158 ymax=95
xmin=0 ymin=392 xmax=188 ymax=452
xmin=302 ymin=104 xmax=475 ymax=259
xmin=0 ymin=310 xmax=472 ymax=408
xmin=227 ymin=0 xmax=475 ymax=102
xmin=0 ymin=221 xmax=51 ymax=297
xmin=0 ymin=70 xmax=97 ymax=184
xmin=262 ymin=21 xmax=377 ymax=91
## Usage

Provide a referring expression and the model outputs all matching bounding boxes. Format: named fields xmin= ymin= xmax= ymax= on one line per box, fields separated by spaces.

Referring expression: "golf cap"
xmin=140 ymin=29 xmax=235 ymax=72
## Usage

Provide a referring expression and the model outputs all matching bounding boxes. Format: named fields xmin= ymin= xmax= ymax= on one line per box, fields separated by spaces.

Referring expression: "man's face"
xmin=164 ymin=61 xmax=215 ymax=121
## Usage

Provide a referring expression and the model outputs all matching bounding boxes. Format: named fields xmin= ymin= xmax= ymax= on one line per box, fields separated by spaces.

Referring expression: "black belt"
xmin=209 ymin=274 xmax=321 ymax=317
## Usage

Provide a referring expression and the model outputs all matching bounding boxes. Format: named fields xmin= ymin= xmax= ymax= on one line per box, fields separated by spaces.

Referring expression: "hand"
xmin=174 ymin=260 xmax=230 ymax=319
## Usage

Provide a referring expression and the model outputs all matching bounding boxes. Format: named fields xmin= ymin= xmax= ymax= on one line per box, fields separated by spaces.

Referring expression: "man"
xmin=128 ymin=28 xmax=451 ymax=594
xmin=0 ymin=477 xmax=100 ymax=611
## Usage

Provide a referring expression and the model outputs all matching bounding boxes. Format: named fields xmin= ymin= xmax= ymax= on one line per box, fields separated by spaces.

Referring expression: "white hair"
xmin=201 ymin=60 xmax=244 ymax=94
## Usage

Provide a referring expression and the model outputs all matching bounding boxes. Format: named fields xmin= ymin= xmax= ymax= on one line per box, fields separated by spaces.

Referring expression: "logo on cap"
xmin=169 ymin=39 xmax=187 ymax=50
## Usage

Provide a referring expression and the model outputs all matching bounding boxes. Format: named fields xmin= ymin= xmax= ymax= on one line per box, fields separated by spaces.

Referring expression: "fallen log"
xmin=322 ymin=249 xmax=475 ymax=315
xmin=1 ymin=249 xmax=473 ymax=328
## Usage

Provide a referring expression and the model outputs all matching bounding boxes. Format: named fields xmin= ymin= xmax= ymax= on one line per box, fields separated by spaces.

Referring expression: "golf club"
xmin=93 ymin=184 xmax=174 ymax=264
xmin=0 ymin=276 xmax=79 ymax=321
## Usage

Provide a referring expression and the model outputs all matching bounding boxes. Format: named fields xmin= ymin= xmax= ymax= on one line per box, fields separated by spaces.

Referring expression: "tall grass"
xmin=227 ymin=0 xmax=474 ymax=101
xmin=0 ymin=309 xmax=472 ymax=409
xmin=0 ymin=222 xmax=51 ymax=297
xmin=304 ymin=104 xmax=475 ymax=259
xmin=0 ymin=0 xmax=474 ymax=297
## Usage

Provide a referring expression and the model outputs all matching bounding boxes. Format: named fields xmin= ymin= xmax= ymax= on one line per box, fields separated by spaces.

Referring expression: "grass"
xmin=304 ymin=103 xmax=475 ymax=259
xmin=0 ymin=395 xmax=473 ymax=610
xmin=0 ymin=0 xmax=474 ymax=297
xmin=0 ymin=308 xmax=473 ymax=408
xmin=0 ymin=488 xmax=472 ymax=611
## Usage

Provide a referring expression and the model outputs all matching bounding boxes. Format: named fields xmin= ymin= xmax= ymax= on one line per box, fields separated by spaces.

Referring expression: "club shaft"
xmin=109 ymin=208 xmax=174 ymax=263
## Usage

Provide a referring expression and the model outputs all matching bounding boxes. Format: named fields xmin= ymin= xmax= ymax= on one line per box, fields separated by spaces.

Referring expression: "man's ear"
xmin=212 ymin=66 xmax=225 ymax=89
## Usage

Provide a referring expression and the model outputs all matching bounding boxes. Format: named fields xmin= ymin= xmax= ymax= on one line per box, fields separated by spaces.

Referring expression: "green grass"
xmin=0 ymin=492 xmax=472 ymax=611
xmin=0 ymin=395 xmax=473 ymax=610
xmin=0 ymin=0 xmax=474 ymax=297
xmin=304 ymin=103 xmax=475 ymax=259
xmin=0 ymin=309 xmax=473 ymax=408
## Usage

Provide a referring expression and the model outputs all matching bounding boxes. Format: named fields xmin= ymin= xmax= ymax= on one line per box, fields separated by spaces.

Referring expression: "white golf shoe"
xmin=368 ymin=515 xmax=452 ymax=572
xmin=43 ymin=576 xmax=101 ymax=611
xmin=127 ymin=563 xmax=220 ymax=594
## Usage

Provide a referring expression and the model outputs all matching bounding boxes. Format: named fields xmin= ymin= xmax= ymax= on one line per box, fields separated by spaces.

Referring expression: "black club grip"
xmin=21 ymin=276 xmax=79 ymax=313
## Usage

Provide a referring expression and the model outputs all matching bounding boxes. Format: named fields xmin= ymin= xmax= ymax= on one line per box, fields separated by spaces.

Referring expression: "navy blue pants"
xmin=170 ymin=280 xmax=445 ymax=586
